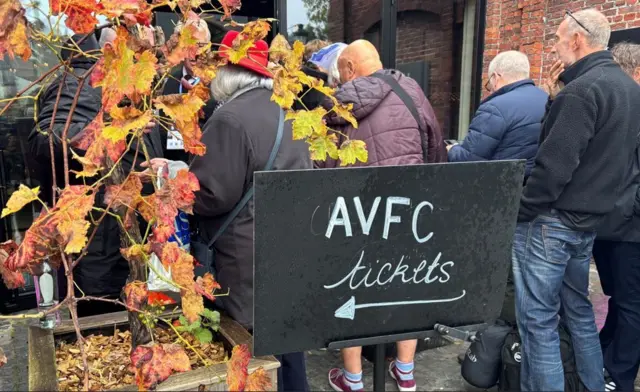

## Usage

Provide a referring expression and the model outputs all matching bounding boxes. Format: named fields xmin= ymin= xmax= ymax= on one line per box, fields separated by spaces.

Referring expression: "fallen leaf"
xmin=246 ymin=367 xmax=272 ymax=391
xmin=0 ymin=348 xmax=6 ymax=368
xmin=131 ymin=343 xmax=191 ymax=390
xmin=226 ymin=344 xmax=251 ymax=391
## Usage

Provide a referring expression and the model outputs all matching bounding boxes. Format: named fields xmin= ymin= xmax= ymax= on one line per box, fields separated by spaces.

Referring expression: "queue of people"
xmin=28 ymin=7 xmax=640 ymax=392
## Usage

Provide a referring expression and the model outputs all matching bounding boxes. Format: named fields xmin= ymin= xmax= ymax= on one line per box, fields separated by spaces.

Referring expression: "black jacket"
xmin=28 ymin=34 xmax=164 ymax=296
xmin=160 ymin=67 xmax=217 ymax=163
xmin=293 ymin=64 xmax=329 ymax=111
xmin=519 ymin=51 xmax=640 ymax=232
xmin=191 ymin=88 xmax=312 ymax=329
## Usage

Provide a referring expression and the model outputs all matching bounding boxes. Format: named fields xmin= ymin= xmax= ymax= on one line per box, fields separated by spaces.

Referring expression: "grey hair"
xmin=99 ymin=27 xmax=117 ymax=48
xmin=611 ymin=42 xmax=640 ymax=77
xmin=175 ymin=18 xmax=211 ymax=43
xmin=488 ymin=51 xmax=530 ymax=82
xmin=328 ymin=45 xmax=346 ymax=87
xmin=565 ymin=9 xmax=611 ymax=49
xmin=210 ymin=65 xmax=273 ymax=102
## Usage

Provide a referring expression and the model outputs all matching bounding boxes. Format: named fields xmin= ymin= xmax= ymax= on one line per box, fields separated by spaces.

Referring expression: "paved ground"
xmin=1 ymin=263 xmax=638 ymax=391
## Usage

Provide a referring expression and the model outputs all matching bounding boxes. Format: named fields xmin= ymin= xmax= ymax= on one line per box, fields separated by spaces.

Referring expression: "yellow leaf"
xmin=154 ymin=93 xmax=204 ymax=123
xmin=268 ymin=34 xmax=290 ymax=64
xmin=285 ymin=107 xmax=328 ymax=140
xmin=312 ymin=79 xmax=336 ymax=98
xmin=57 ymin=220 xmax=90 ymax=254
xmin=338 ymin=139 xmax=368 ymax=166
xmin=309 ymin=134 xmax=339 ymax=161
xmin=1 ymin=185 xmax=39 ymax=218
xmin=293 ymin=70 xmax=314 ymax=87
xmin=271 ymin=69 xmax=303 ymax=110
xmin=70 ymin=149 xmax=100 ymax=178
xmin=333 ymin=103 xmax=358 ymax=129
xmin=132 ymin=50 xmax=158 ymax=99
xmin=103 ymin=109 xmax=152 ymax=143
xmin=290 ymin=40 xmax=305 ymax=68
xmin=226 ymin=38 xmax=254 ymax=64
xmin=241 ymin=20 xmax=271 ymax=42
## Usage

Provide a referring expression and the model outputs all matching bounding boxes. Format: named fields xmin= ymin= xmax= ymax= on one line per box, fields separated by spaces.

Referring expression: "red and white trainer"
xmin=328 ymin=368 xmax=364 ymax=392
xmin=388 ymin=361 xmax=417 ymax=392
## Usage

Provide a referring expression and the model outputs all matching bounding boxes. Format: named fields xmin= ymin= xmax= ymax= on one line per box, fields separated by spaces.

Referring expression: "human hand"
xmin=544 ymin=60 xmax=565 ymax=99
xmin=446 ymin=143 xmax=457 ymax=151
xmin=140 ymin=158 xmax=170 ymax=178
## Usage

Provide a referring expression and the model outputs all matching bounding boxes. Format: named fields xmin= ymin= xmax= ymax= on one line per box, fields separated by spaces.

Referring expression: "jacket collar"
xmin=482 ymin=79 xmax=534 ymax=104
xmin=559 ymin=50 xmax=613 ymax=85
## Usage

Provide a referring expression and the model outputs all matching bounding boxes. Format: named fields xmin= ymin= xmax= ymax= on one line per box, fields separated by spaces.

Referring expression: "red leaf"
xmin=105 ymin=176 xmax=143 ymax=209
xmin=131 ymin=343 xmax=191 ymax=389
xmin=147 ymin=291 xmax=176 ymax=306
xmin=0 ymin=253 xmax=24 ymax=289
xmin=124 ymin=280 xmax=148 ymax=311
xmin=166 ymin=169 xmax=200 ymax=213
xmin=227 ymin=344 xmax=251 ymax=391
xmin=0 ymin=0 xmax=31 ymax=61
xmin=218 ymin=0 xmax=241 ymax=21
xmin=51 ymin=0 xmax=99 ymax=34
xmin=194 ymin=272 xmax=221 ymax=301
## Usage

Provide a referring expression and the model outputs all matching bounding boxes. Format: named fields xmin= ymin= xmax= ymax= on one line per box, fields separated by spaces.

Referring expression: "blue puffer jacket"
xmin=448 ymin=79 xmax=548 ymax=178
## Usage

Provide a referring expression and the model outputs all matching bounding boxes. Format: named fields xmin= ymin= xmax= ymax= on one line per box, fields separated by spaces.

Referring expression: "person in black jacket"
xmin=28 ymin=29 xmax=164 ymax=317
xmin=512 ymin=9 xmax=640 ymax=392
xmin=591 ymin=42 xmax=640 ymax=392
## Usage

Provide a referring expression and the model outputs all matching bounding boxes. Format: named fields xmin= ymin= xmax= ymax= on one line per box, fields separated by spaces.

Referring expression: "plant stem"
xmin=0 ymin=64 xmax=63 ymax=117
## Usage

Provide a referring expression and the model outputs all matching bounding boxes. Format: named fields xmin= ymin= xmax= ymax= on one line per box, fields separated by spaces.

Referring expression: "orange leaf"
xmin=99 ymin=0 xmax=148 ymax=18
xmin=124 ymin=281 xmax=148 ymax=311
xmin=191 ymin=51 xmax=227 ymax=85
xmin=121 ymin=243 xmax=149 ymax=264
xmin=171 ymin=250 xmax=202 ymax=322
xmin=154 ymin=92 xmax=206 ymax=155
xmin=226 ymin=344 xmax=251 ymax=391
xmin=57 ymin=219 xmax=90 ymax=254
xmin=131 ymin=343 xmax=191 ymax=390
xmin=151 ymin=241 xmax=181 ymax=269
xmin=218 ymin=0 xmax=241 ymax=20
xmin=195 ymin=272 xmax=220 ymax=301
xmin=147 ymin=291 xmax=176 ymax=306
xmin=103 ymin=107 xmax=153 ymax=143
xmin=0 ymin=0 xmax=31 ymax=61
xmin=166 ymin=169 xmax=200 ymax=213
xmin=51 ymin=0 xmax=99 ymax=34
xmin=91 ymin=28 xmax=157 ymax=111
xmin=246 ymin=368 xmax=273 ymax=392
xmin=105 ymin=176 xmax=143 ymax=209
xmin=72 ymin=112 xmax=127 ymax=173
xmin=163 ymin=12 xmax=206 ymax=67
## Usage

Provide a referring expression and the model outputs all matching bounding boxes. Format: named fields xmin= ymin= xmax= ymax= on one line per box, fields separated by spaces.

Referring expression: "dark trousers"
xmin=593 ymin=240 xmax=640 ymax=391
xmin=275 ymin=352 xmax=309 ymax=392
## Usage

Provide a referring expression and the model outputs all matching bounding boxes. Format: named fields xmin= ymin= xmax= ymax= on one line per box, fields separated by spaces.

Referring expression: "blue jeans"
xmin=512 ymin=214 xmax=604 ymax=391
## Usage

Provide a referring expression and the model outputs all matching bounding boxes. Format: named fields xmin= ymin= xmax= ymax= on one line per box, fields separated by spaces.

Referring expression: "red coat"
xmin=317 ymin=69 xmax=447 ymax=168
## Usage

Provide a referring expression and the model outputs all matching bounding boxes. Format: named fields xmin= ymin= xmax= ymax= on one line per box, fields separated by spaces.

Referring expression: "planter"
xmin=28 ymin=311 xmax=280 ymax=391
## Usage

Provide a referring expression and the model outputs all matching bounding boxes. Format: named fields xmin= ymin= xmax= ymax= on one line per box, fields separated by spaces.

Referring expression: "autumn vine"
xmin=0 ymin=0 xmax=366 ymax=390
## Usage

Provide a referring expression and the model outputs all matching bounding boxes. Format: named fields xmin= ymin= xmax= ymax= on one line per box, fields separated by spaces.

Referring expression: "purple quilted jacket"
xmin=317 ymin=69 xmax=447 ymax=168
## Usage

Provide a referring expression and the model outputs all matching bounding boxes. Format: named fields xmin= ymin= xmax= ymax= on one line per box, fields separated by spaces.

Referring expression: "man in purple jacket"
xmin=323 ymin=40 xmax=446 ymax=392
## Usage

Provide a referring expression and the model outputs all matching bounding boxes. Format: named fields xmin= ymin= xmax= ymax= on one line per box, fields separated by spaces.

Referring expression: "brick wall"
xmin=327 ymin=0 xmax=460 ymax=138
xmin=483 ymin=0 xmax=640 ymax=97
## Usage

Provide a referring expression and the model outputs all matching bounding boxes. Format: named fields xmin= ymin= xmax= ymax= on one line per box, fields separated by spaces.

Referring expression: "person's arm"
xmin=29 ymin=76 xmax=100 ymax=164
xmin=518 ymin=92 xmax=597 ymax=221
xmin=191 ymin=112 xmax=253 ymax=217
xmin=448 ymin=104 xmax=506 ymax=162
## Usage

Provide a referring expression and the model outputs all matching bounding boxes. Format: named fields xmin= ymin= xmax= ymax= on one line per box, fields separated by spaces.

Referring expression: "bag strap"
xmin=370 ymin=72 xmax=428 ymax=162
xmin=206 ymin=108 xmax=285 ymax=248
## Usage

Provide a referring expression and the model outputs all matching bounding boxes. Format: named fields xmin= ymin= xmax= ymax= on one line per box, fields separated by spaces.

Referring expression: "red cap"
xmin=219 ymin=30 xmax=272 ymax=78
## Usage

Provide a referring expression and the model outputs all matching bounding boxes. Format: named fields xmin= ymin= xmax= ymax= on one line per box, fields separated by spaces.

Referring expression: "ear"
xmin=634 ymin=67 xmax=640 ymax=84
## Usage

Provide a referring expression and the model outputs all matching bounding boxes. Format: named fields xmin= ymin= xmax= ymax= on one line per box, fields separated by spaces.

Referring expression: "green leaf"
xmin=194 ymin=328 xmax=213 ymax=343
xmin=179 ymin=315 xmax=188 ymax=326
xmin=201 ymin=308 xmax=220 ymax=324
xmin=285 ymin=107 xmax=328 ymax=140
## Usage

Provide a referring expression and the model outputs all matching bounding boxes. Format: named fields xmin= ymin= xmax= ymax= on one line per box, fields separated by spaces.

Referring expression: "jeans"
xmin=512 ymin=214 xmax=604 ymax=391
xmin=593 ymin=240 xmax=640 ymax=391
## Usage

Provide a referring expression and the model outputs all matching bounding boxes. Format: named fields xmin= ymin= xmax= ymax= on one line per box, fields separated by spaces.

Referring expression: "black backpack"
xmin=498 ymin=323 xmax=587 ymax=392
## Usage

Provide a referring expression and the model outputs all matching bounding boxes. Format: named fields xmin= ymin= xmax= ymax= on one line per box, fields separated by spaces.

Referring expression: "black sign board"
xmin=609 ymin=28 xmax=640 ymax=47
xmin=253 ymin=161 xmax=525 ymax=356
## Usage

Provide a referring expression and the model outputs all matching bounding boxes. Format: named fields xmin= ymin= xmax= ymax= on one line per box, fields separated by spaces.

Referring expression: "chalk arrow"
xmin=333 ymin=290 xmax=467 ymax=320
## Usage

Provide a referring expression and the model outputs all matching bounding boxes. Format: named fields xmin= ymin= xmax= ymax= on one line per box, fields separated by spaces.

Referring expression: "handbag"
xmin=191 ymin=108 xmax=285 ymax=277
xmin=370 ymin=72 xmax=428 ymax=162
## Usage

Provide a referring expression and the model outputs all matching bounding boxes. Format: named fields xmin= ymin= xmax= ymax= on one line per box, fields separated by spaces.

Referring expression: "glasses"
xmin=484 ymin=73 xmax=498 ymax=92
xmin=565 ymin=10 xmax=592 ymax=35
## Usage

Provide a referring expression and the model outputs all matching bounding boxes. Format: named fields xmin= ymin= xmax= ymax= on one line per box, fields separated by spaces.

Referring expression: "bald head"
xmin=337 ymin=40 xmax=383 ymax=84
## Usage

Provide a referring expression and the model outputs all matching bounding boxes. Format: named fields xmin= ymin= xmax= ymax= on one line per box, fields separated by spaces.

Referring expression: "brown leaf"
xmin=246 ymin=367 xmax=272 ymax=391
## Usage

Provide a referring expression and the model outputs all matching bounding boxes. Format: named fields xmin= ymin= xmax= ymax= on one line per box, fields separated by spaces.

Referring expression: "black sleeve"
xmin=29 ymin=77 xmax=99 ymax=162
xmin=191 ymin=112 xmax=254 ymax=217
xmin=518 ymin=92 xmax=597 ymax=221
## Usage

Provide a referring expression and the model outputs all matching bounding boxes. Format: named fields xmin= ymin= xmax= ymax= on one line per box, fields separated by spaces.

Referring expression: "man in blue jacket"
xmin=448 ymin=50 xmax=548 ymax=182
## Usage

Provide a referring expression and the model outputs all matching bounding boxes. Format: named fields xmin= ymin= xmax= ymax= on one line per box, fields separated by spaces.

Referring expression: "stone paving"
xmin=1 ymin=264 xmax=638 ymax=391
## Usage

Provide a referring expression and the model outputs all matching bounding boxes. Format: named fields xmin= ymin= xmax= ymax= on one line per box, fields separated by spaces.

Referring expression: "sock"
xmin=395 ymin=359 xmax=415 ymax=380
xmin=343 ymin=369 xmax=363 ymax=389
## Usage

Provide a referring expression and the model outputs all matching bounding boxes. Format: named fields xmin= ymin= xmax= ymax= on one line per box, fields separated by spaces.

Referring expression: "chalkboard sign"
xmin=253 ymin=161 xmax=525 ymax=356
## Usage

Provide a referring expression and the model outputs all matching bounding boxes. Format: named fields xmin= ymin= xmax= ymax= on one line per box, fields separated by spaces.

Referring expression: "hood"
xmin=326 ymin=69 xmax=397 ymax=126
xmin=61 ymin=33 xmax=99 ymax=67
